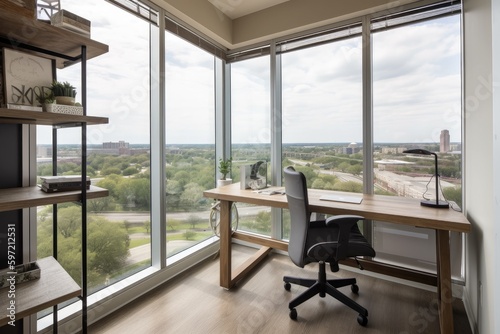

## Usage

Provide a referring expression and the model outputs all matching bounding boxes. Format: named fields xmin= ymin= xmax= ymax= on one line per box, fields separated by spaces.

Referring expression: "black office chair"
xmin=283 ymin=166 xmax=376 ymax=326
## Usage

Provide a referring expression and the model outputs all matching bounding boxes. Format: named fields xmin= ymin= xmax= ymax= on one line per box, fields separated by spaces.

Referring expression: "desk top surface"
xmin=203 ymin=183 xmax=471 ymax=233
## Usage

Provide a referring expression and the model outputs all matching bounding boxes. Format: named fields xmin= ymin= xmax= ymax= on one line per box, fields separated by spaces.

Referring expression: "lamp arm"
xmin=431 ymin=153 xmax=439 ymax=204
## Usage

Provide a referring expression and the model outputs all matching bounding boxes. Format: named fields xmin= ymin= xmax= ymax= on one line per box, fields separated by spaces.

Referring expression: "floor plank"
xmin=89 ymin=245 xmax=472 ymax=334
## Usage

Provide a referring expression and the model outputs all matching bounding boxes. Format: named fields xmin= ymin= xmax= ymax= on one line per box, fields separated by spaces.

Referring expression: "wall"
xmin=463 ymin=0 xmax=495 ymax=332
xmin=492 ymin=0 xmax=500 ymax=333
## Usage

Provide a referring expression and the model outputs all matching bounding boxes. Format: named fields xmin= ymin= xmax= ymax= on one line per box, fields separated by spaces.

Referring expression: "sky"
xmin=38 ymin=1 xmax=462 ymax=146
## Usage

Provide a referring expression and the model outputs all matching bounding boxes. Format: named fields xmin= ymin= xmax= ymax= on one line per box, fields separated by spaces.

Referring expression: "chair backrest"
xmin=283 ymin=166 xmax=310 ymax=267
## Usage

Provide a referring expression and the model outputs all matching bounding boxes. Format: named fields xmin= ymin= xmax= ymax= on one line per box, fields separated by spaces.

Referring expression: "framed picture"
xmin=2 ymin=48 xmax=53 ymax=108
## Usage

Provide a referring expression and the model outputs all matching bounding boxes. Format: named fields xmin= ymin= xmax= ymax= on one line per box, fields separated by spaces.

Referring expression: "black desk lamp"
xmin=403 ymin=149 xmax=449 ymax=208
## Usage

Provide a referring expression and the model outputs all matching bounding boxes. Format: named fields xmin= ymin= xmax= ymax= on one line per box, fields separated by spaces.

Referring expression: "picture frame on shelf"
xmin=2 ymin=48 xmax=53 ymax=110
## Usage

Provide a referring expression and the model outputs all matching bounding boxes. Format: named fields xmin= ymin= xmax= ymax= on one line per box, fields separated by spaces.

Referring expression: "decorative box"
xmin=0 ymin=261 xmax=41 ymax=289
xmin=51 ymin=9 xmax=91 ymax=38
xmin=240 ymin=161 xmax=267 ymax=190
xmin=44 ymin=103 xmax=83 ymax=115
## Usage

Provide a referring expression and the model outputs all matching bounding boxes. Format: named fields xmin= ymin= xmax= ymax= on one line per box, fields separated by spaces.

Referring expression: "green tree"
xmin=180 ymin=182 xmax=206 ymax=211
xmin=38 ymin=209 xmax=130 ymax=287
xmin=123 ymin=166 xmax=139 ymax=176
xmin=334 ymin=181 xmax=363 ymax=193
xmin=347 ymin=164 xmax=363 ymax=176
xmin=183 ymin=230 xmax=196 ymax=240
xmin=88 ymin=217 xmax=130 ymax=276
xmin=58 ymin=206 xmax=81 ymax=238
xmin=186 ymin=214 xmax=202 ymax=229
xmin=101 ymin=167 xmax=122 ymax=176
xmin=338 ymin=162 xmax=350 ymax=172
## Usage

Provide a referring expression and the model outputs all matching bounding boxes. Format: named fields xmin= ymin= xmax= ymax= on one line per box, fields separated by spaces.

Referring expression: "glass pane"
xmin=372 ymin=15 xmax=462 ymax=276
xmin=231 ymin=56 xmax=272 ymax=237
xmin=36 ymin=0 xmax=152 ymax=304
xmin=281 ymin=35 xmax=363 ymax=239
xmin=165 ymin=30 xmax=216 ymax=257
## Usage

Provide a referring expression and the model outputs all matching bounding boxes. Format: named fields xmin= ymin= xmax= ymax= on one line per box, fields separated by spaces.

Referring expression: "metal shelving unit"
xmin=0 ymin=9 xmax=109 ymax=333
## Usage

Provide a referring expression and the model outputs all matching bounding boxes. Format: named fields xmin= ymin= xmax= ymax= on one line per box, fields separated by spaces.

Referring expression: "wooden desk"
xmin=203 ymin=183 xmax=471 ymax=334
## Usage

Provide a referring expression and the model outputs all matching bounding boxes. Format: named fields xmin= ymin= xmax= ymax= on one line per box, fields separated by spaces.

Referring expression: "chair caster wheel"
xmin=357 ymin=314 xmax=368 ymax=326
xmin=289 ymin=308 xmax=297 ymax=320
xmin=284 ymin=282 xmax=291 ymax=291
xmin=351 ymin=284 xmax=359 ymax=294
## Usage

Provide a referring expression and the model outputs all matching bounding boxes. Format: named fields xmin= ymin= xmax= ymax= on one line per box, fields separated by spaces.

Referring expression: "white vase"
xmin=217 ymin=179 xmax=232 ymax=188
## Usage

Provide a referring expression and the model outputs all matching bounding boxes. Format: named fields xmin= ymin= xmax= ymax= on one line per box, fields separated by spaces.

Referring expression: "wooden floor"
xmin=89 ymin=245 xmax=472 ymax=334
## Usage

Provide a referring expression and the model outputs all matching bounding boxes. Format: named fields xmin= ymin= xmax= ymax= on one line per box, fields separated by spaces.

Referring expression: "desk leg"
xmin=436 ymin=230 xmax=454 ymax=334
xmin=220 ymin=200 xmax=233 ymax=289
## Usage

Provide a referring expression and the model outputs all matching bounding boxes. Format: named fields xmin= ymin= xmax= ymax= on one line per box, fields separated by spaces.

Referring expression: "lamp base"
xmin=420 ymin=200 xmax=449 ymax=209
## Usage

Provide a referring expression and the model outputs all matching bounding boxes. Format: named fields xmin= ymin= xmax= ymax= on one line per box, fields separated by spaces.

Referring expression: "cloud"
xmin=42 ymin=1 xmax=461 ymax=146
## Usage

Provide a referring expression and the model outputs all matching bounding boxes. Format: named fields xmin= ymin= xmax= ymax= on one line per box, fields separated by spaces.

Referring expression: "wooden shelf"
xmin=0 ymin=186 xmax=109 ymax=213
xmin=0 ymin=11 xmax=108 ymax=68
xmin=0 ymin=256 xmax=81 ymax=327
xmin=0 ymin=108 xmax=108 ymax=126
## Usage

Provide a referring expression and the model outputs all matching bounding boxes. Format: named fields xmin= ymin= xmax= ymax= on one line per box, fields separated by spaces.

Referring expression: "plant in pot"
xmin=36 ymin=90 xmax=55 ymax=112
xmin=50 ymin=81 xmax=77 ymax=105
xmin=217 ymin=157 xmax=232 ymax=188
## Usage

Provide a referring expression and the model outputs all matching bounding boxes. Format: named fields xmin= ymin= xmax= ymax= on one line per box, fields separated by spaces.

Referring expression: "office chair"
xmin=283 ymin=166 xmax=376 ymax=326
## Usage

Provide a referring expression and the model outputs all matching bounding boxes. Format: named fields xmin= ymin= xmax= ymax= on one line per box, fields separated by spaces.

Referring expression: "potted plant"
xmin=217 ymin=157 xmax=232 ymax=188
xmin=50 ymin=81 xmax=77 ymax=105
xmin=36 ymin=90 xmax=55 ymax=112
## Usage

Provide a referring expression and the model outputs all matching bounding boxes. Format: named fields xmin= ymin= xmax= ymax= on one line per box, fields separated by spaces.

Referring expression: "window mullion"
xmin=362 ymin=15 xmax=374 ymax=195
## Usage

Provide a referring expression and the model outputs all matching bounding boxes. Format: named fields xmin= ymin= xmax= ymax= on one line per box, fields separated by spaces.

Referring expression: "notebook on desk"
xmin=319 ymin=193 xmax=363 ymax=204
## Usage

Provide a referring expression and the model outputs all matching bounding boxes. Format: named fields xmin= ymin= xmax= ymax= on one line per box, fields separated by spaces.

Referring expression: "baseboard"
xmin=462 ymin=286 xmax=479 ymax=334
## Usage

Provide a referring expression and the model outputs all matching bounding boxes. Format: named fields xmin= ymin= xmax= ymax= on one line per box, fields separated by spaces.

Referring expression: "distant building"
xmin=103 ymin=141 xmax=129 ymax=149
xmin=343 ymin=142 xmax=361 ymax=155
xmin=89 ymin=141 xmax=131 ymax=155
xmin=381 ymin=147 xmax=408 ymax=154
xmin=37 ymin=145 xmax=53 ymax=158
xmin=440 ymin=130 xmax=450 ymax=152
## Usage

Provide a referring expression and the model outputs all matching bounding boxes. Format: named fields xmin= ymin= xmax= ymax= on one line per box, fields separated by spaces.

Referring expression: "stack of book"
xmin=40 ymin=175 xmax=91 ymax=193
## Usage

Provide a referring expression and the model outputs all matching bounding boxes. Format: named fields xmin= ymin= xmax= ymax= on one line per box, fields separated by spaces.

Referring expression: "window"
xmin=230 ymin=55 xmax=272 ymax=236
xmin=36 ymin=0 xmax=152 ymax=323
xmin=371 ymin=14 xmax=462 ymax=276
xmin=281 ymin=30 xmax=363 ymax=190
xmin=28 ymin=1 xmax=463 ymax=330
xmin=164 ymin=29 xmax=217 ymax=256
xmin=280 ymin=27 xmax=363 ymax=239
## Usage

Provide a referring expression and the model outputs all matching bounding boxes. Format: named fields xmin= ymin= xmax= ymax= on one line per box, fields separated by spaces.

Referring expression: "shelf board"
xmin=0 ymin=108 xmax=108 ymax=126
xmin=0 ymin=11 xmax=108 ymax=68
xmin=0 ymin=186 xmax=109 ymax=213
xmin=0 ymin=256 xmax=81 ymax=326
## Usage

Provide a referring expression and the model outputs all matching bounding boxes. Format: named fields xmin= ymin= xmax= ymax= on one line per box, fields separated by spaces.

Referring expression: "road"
xmin=94 ymin=205 xmax=270 ymax=224
xmin=127 ymin=240 xmax=196 ymax=264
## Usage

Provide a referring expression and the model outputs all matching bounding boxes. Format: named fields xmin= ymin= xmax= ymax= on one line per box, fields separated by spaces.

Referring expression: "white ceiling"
xmin=207 ymin=0 xmax=290 ymax=19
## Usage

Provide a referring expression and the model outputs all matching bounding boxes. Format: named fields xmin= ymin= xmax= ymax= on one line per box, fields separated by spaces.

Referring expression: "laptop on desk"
xmin=319 ymin=193 xmax=363 ymax=204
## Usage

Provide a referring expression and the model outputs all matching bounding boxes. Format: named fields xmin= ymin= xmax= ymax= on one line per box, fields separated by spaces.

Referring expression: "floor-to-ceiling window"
xmin=36 ymin=0 xmax=153 ymax=327
xmin=371 ymin=12 xmax=462 ymax=276
xmin=230 ymin=55 xmax=272 ymax=237
xmin=27 ymin=0 xmax=463 ymax=330
xmin=164 ymin=25 xmax=217 ymax=256
xmin=280 ymin=26 xmax=363 ymax=238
